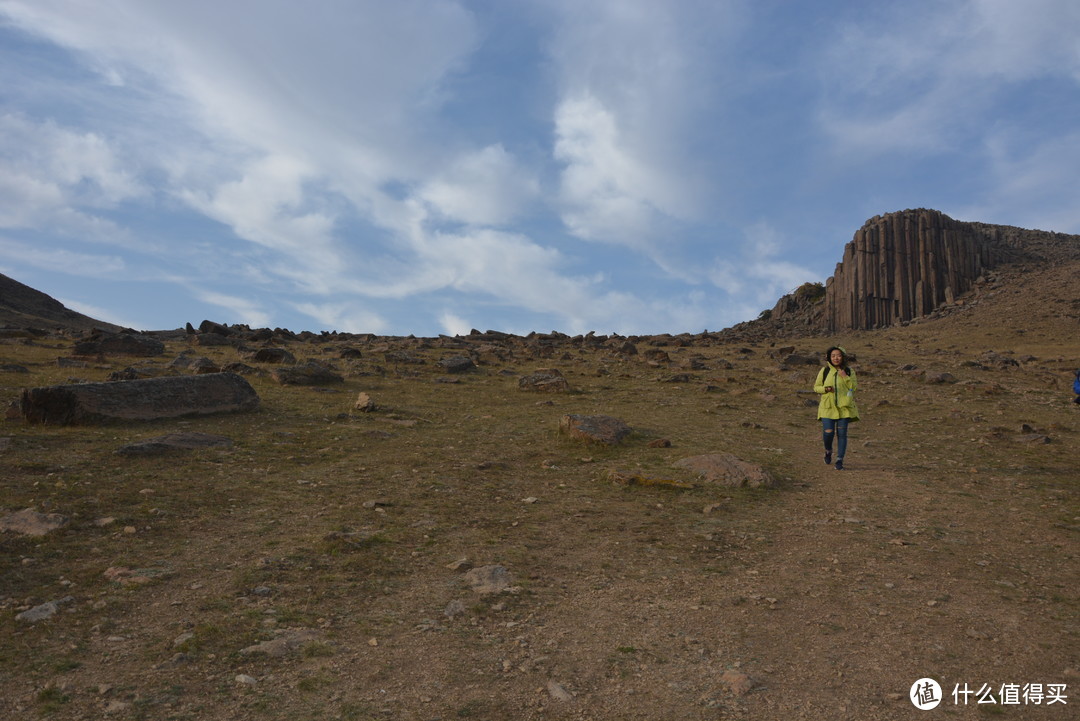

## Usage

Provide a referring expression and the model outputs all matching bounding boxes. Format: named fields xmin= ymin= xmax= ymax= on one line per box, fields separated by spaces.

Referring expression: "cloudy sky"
xmin=2 ymin=0 xmax=1078 ymax=335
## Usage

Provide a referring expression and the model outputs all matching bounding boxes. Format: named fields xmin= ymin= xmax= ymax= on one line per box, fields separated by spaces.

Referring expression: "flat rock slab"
xmin=519 ymin=369 xmax=570 ymax=392
xmin=72 ymin=332 xmax=164 ymax=357
xmin=270 ymin=362 xmax=344 ymax=386
xmin=559 ymin=414 xmax=631 ymax=445
xmin=463 ymin=565 xmax=514 ymax=595
xmin=116 ymin=432 xmax=235 ymax=456
xmin=15 ymin=596 xmax=74 ymax=623
xmin=240 ymin=629 xmax=322 ymax=657
xmin=21 ymin=372 xmax=260 ymax=425
xmin=0 ymin=508 xmax=70 ymax=536
xmin=673 ymin=453 xmax=777 ymax=488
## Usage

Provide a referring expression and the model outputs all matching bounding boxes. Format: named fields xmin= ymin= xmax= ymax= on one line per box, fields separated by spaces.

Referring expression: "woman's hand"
xmin=824 ymin=386 xmax=834 ymax=392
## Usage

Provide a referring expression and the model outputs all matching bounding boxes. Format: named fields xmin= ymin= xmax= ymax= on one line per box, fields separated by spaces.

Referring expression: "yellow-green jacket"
xmin=814 ymin=366 xmax=859 ymax=421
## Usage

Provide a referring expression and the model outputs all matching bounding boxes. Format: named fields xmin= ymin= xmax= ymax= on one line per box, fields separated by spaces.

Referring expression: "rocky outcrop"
xmin=823 ymin=209 xmax=1026 ymax=331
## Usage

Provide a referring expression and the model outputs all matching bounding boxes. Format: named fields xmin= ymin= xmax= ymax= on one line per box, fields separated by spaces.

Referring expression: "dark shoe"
xmin=835 ymin=459 xmax=844 ymax=470
xmin=824 ymin=451 xmax=832 ymax=465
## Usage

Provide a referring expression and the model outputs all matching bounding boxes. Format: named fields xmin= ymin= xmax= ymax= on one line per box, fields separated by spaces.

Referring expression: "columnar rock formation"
xmin=822 ymin=209 xmax=1022 ymax=331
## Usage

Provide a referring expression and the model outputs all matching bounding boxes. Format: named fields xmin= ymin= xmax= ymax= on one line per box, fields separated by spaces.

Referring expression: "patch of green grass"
xmin=35 ymin=685 xmax=69 ymax=712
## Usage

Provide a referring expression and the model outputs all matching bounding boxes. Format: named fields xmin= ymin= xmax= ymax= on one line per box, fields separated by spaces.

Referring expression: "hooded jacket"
xmin=814 ymin=365 xmax=859 ymax=421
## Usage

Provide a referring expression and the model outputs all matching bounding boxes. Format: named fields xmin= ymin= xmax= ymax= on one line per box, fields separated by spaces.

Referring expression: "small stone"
xmin=235 ymin=674 xmax=258 ymax=685
xmin=463 ymin=565 xmax=513 ymax=595
xmin=15 ymin=596 xmax=74 ymax=623
xmin=547 ymin=680 xmax=574 ymax=702
xmin=720 ymin=670 xmax=755 ymax=696
xmin=0 ymin=508 xmax=69 ymax=536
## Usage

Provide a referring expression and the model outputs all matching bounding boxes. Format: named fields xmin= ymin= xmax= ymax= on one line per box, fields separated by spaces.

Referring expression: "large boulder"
xmin=245 ymin=348 xmax=297 ymax=364
xmin=21 ymin=372 xmax=260 ymax=425
xmin=438 ymin=355 xmax=476 ymax=373
xmin=72 ymin=331 xmax=164 ymax=357
xmin=270 ymin=362 xmax=343 ymax=386
xmin=519 ymin=369 xmax=570 ymax=393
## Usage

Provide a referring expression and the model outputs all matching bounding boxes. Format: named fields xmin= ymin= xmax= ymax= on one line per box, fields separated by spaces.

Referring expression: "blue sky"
xmin=1 ymin=0 xmax=1078 ymax=336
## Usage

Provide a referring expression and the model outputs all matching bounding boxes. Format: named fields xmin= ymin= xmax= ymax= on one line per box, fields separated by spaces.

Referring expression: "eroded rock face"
xmin=823 ymin=209 xmax=1020 ymax=331
xmin=21 ymin=372 xmax=260 ymax=425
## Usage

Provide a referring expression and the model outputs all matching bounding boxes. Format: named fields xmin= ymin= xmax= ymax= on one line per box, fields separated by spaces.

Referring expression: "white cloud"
xmin=707 ymin=222 xmax=816 ymax=312
xmin=0 ymin=237 xmax=126 ymax=276
xmin=438 ymin=311 xmax=472 ymax=337
xmin=554 ymin=94 xmax=657 ymax=246
xmin=960 ymin=129 xmax=1080 ymax=232
xmin=0 ymin=114 xmax=142 ymax=239
xmin=546 ymin=0 xmax=736 ymax=248
xmin=818 ymin=0 xmax=1080 ymax=155
xmin=418 ymin=145 xmax=539 ymax=227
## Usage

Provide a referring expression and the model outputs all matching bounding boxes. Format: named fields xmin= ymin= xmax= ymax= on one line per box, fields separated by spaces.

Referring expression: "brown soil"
xmin=1 ymin=259 xmax=1077 ymax=720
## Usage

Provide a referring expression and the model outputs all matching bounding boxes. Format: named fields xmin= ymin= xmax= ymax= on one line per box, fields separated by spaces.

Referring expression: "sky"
xmin=1 ymin=0 xmax=1079 ymax=336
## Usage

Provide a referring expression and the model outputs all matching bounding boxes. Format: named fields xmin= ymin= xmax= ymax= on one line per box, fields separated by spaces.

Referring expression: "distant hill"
xmin=0 ymin=272 xmax=123 ymax=333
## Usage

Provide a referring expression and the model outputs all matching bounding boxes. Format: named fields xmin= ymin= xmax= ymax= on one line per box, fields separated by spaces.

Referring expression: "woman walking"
xmin=815 ymin=346 xmax=859 ymax=470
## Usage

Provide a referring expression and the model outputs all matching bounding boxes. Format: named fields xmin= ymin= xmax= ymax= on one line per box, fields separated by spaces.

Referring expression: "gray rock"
xmin=73 ymin=331 xmax=164 ymax=357
xmin=21 ymin=373 xmax=260 ymax=425
xmin=438 ymin=355 xmax=476 ymax=373
xmin=463 ymin=565 xmax=513 ymax=595
xmin=519 ymin=369 xmax=570 ymax=393
xmin=240 ymin=629 xmax=321 ymax=657
xmin=0 ymin=508 xmax=70 ymax=536
xmin=270 ymin=362 xmax=343 ymax=386
xmin=559 ymin=414 xmax=631 ymax=445
xmin=16 ymin=596 xmax=74 ymax=623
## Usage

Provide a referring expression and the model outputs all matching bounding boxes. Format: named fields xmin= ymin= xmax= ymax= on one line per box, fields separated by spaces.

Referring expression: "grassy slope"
xmin=0 ymin=259 xmax=1076 ymax=720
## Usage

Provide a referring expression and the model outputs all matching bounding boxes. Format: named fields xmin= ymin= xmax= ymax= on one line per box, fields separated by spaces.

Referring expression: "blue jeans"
xmin=822 ymin=418 xmax=849 ymax=460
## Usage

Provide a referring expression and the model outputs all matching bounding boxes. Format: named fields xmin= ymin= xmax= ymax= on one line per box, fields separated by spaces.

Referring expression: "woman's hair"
xmin=825 ymin=346 xmax=852 ymax=374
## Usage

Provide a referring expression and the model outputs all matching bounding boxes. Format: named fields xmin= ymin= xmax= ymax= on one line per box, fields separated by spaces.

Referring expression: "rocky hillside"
xmin=0 ymin=273 xmax=123 ymax=335
xmin=746 ymin=208 xmax=1080 ymax=341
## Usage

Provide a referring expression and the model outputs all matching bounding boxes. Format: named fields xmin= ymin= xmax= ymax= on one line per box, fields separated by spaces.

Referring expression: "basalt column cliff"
xmin=823 ymin=209 xmax=1027 ymax=332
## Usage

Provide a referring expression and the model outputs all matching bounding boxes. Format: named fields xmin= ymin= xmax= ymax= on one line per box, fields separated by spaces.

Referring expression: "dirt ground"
xmin=1 ymin=261 xmax=1077 ymax=720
